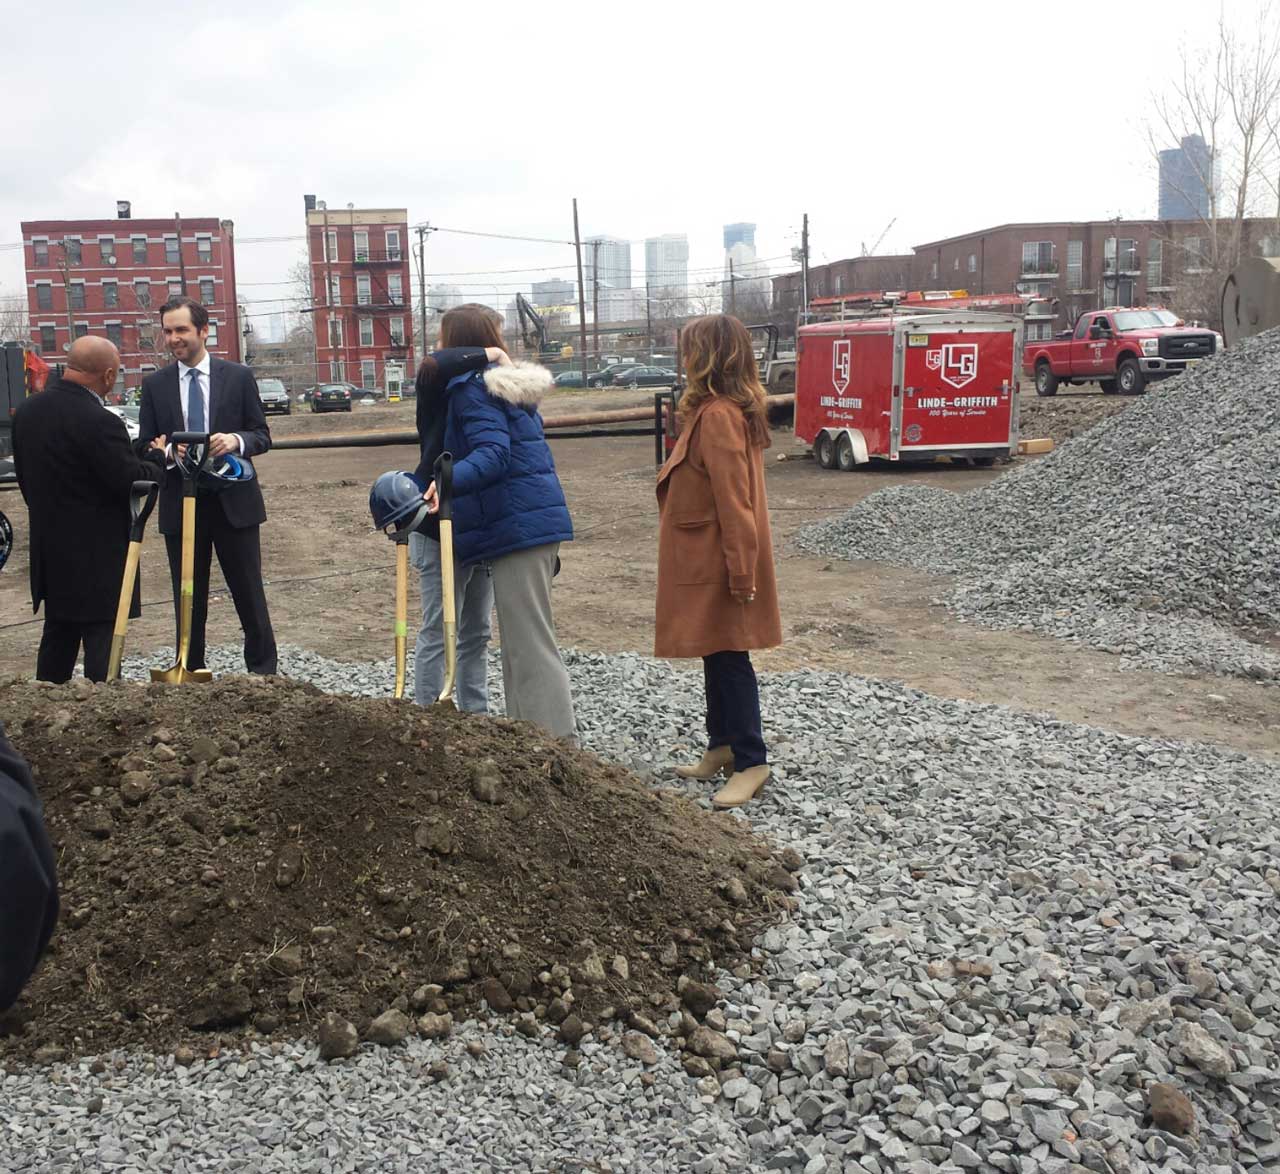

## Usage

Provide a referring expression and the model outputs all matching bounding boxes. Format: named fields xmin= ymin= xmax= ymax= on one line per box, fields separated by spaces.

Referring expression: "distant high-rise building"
xmin=645 ymin=234 xmax=689 ymax=294
xmin=531 ymin=278 xmax=575 ymax=307
xmin=584 ymin=235 xmax=631 ymax=291
xmin=723 ymin=222 xmax=755 ymax=251
xmin=426 ymin=284 xmax=463 ymax=312
xmin=1159 ymin=135 xmax=1215 ymax=220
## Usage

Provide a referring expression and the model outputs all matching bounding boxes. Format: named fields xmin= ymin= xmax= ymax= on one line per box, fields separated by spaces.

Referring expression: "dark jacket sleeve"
xmin=0 ymin=724 xmax=58 ymax=1013
xmin=414 ymin=349 xmax=488 ymax=485
xmin=86 ymin=406 xmax=165 ymax=498
xmin=236 ymin=368 xmax=271 ymax=458
xmin=138 ymin=376 xmax=161 ymax=447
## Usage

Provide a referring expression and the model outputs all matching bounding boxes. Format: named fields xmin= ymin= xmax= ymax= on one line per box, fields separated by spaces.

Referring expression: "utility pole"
xmin=800 ymin=212 xmax=810 ymax=325
xmin=572 ymin=199 xmax=588 ymax=373
xmin=416 ymin=223 xmax=432 ymax=365
xmin=729 ymin=259 xmax=738 ymax=317
xmin=590 ymin=239 xmax=601 ymax=366
xmin=645 ymin=281 xmax=653 ymax=356
xmin=174 ymin=213 xmax=187 ymax=296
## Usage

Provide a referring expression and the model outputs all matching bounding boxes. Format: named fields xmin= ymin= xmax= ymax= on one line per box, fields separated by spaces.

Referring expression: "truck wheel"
xmin=1034 ymin=362 xmax=1059 ymax=397
xmin=1117 ymin=359 xmax=1146 ymax=395
xmin=815 ymin=432 xmax=837 ymax=469
xmin=970 ymin=456 xmax=995 ymax=468
xmin=1099 ymin=379 xmax=1118 ymax=395
xmin=835 ymin=433 xmax=857 ymax=471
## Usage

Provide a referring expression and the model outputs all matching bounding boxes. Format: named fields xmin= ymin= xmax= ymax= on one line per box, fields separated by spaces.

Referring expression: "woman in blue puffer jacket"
xmin=423 ymin=304 xmax=576 ymax=740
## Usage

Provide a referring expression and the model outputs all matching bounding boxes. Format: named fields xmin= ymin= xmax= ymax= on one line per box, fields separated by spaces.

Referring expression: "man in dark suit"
xmin=0 ymin=722 xmax=58 ymax=1012
xmin=139 ymin=296 xmax=277 ymax=675
xmin=11 ymin=336 xmax=167 ymax=682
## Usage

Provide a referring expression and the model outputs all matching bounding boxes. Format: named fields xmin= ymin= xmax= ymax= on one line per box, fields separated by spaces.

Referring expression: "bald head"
xmin=63 ymin=336 xmax=121 ymax=398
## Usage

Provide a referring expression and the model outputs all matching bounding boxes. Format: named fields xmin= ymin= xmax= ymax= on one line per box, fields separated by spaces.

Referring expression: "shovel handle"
xmin=433 ymin=452 xmax=454 ymax=522
xmin=129 ymin=481 xmax=159 ymax=541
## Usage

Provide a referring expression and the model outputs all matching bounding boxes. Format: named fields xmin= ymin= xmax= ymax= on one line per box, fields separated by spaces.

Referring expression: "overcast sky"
xmin=0 ymin=0 xmax=1260 ymax=336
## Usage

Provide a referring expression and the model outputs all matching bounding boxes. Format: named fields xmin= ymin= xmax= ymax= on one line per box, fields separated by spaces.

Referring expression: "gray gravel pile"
xmin=3 ymin=646 xmax=1277 ymax=1174
xmin=795 ymin=333 xmax=1280 ymax=680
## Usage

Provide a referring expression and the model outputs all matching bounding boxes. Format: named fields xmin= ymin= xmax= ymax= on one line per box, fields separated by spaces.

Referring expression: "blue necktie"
xmin=187 ymin=368 xmax=205 ymax=432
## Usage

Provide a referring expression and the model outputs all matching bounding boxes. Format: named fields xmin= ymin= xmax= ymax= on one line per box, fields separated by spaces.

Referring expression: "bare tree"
xmin=1147 ymin=6 xmax=1280 ymax=322
xmin=0 ymin=287 xmax=28 ymax=343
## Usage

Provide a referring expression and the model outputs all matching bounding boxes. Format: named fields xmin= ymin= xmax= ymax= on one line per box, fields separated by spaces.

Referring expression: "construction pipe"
xmin=272 ymin=395 xmax=796 ymax=450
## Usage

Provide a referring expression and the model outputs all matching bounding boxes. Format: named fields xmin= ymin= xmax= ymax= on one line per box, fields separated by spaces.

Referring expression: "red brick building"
xmin=305 ymin=201 xmax=413 ymax=391
xmin=20 ymin=215 xmax=240 ymax=390
xmin=773 ymin=218 xmax=1280 ymax=334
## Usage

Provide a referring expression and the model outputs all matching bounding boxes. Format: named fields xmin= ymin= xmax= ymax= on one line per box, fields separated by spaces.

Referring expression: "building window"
xmin=69 ymin=282 xmax=86 ymax=311
xmin=953 ymin=256 xmax=960 ymax=271
xmin=330 ymin=274 xmax=342 ymax=306
xmin=385 ymin=230 xmax=401 ymax=261
xmin=200 ymin=278 xmax=215 ymax=304
xmin=389 ymin=317 xmax=405 ymax=345
xmin=63 ymin=238 xmax=82 ymax=265
xmin=139 ymin=322 xmax=154 ymax=350
xmin=1108 ymin=238 xmax=1139 ymax=272
xmin=132 ymin=236 xmax=148 ymax=263
xmin=330 ymin=360 xmax=345 ymax=381
xmin=39 ymin=325 xmax=56 ymax=352
xmin=103 ymin=280 xmax=119 ymax=308
xmin=165 ymin=236 xmax=180 ymax=264
xmin=361 ymin=358 xmax=377 ymax=388
xmin=968 ymin=254 xmax=977 ymax=274
xmin=1021 ymin=241 xmax=1055 ymax=275
xmin=33 ymin=238 xmax=48 ymax=266
xmin=325 ymin=231 xmax=338 ymax=262
xmin=36 ymin=283 xmax=53 ymax=311
xmin=1183 ymin=236 xmax=1204 ymax=269
xmin=359 ymin=317 xmax=374 ymax=346
xmin=354 ymin=230 xmax=369 ymax=262
xmin=328 ymin=317 xmax=343 ymax=347
xmin=196 ymin=235 xmax=212 ymax=262
xmin=105 ymin=322 xmax=123 ymax=348
xmin=1066 ymin=241 xmax=1083 ymax=290
xmin=1147 ymin=239 xmax=1164 ymax=287
xmin=134 ymin=280 xmax=151 ymax=308
xmin=388 ymin=273 xmax=403 ymax=304
xmin=834 ymin=274 xmax=844 ymax=296
xmin=357 ymin=274 xmax=372 ymax=305
xmin=930 ymin=260 xmax=938 ymax=280
xmin=207 ymin=320 xmax=219 ymax=347
xmin=99 ymin=236 xmax=115 ymax=263
xmin=168 ymin=279 xmax=183 ymax=298
xmin=74 ymin=322 xmax=88 ymax=339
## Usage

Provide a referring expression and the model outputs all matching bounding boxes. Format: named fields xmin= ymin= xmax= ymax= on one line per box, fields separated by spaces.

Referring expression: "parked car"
xmin=587 ymin=362 xmax=640 ymax=388
xmin=256 ymin=377 xmax=292 ymax=415
xmin=613 ymin=366 xmax=677 ymax=388
xmin=106 ymin=405 xmax=141 ymax=441
xmin=554 ymin=370 xmax=588 ymax=387
xmin=311 ymin=382 xmax=356 ymax=413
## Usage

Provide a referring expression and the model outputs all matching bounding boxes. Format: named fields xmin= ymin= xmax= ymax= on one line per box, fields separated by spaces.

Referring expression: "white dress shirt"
xmin=171 ymin=350 xmax=244 ymax=457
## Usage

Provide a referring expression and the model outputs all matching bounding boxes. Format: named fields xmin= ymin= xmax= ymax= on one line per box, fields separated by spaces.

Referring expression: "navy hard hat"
xmin=175 ymin=444 xmax=256 ymax=490
xmin=370 ymin=469 xmax=428 ymax=537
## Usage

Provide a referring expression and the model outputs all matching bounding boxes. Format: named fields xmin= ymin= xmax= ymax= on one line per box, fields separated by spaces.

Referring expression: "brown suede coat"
xmin=654 ymin=396 xmax=782 ymax=659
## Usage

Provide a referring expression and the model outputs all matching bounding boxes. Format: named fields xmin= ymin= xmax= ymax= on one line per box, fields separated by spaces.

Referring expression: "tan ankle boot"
xmin=712 ymin=764 xmax=770 ymax=809
xmin=674 ymin=745 xmax=734 ymax=780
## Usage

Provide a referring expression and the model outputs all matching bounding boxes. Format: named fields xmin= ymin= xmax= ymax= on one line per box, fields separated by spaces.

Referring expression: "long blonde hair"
xmin=677 ymin=315 xmax=771 ymax=447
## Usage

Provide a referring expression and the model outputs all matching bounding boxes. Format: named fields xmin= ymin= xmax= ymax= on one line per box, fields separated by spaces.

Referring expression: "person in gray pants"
xmin=421 ymin=304 xmax=576 ymax=741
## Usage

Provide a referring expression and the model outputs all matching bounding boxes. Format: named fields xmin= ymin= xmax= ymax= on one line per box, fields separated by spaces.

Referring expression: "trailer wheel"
xmin=1034 ymin=362 xmax=1059 ymax=397
xmin=1117 ymin=358 xmax=1146 ymax=395
xmin=835 ymin=433 xmax=857 ymax=472
xmin=814 ymin=432 xmax=837 ymax=469
xmin=1099 ymin=378 xmax=1118 ymax=395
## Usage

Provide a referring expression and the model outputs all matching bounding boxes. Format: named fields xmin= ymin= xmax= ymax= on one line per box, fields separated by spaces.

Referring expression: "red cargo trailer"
xmin=794 ymin=311 xmax=1021 ymax=469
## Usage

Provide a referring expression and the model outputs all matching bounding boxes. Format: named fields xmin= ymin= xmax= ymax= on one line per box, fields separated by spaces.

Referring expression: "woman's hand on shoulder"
xmin=486 ymin=347 xmax=513 ymax=367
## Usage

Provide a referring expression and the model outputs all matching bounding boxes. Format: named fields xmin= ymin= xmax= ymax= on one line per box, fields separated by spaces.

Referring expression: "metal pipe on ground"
xmin=271 ymin=395 xmax=796 ymax=451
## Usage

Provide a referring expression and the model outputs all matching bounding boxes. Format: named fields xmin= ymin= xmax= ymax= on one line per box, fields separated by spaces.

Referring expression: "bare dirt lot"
xmin=3 ymin=387 xmax=1276 ymax=759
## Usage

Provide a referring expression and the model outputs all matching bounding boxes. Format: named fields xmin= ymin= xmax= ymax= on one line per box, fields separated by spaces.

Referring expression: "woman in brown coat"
xmin=655 ymin=315 xmax=782 ymax=809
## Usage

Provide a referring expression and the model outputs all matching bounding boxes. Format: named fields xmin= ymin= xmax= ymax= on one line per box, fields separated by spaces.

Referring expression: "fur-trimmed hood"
xmin=483 ymin=361 xmax=553 ymax=407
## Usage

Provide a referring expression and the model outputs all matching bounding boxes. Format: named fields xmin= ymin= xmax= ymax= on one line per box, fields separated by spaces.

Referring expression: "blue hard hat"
xmin=176 ymin=444 xmax=257 ymax=490
xmin=370 ymin=469 xmax=429 ymax=537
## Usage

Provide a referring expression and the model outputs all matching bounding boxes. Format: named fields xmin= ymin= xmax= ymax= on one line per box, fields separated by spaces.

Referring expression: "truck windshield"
xmin=1114 ymin=310 xmax=1179 ymax=330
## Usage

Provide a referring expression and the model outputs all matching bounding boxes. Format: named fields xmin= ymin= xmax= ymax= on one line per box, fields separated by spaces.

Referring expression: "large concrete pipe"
xmin=1221 ymin=256 xmax=1280 ymax=348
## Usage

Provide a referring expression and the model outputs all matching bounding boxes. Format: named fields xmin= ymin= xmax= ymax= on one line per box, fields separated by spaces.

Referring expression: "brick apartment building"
xmin=773 ymin=218 xmax=1280 ymax=335
xmin=20 ymin=215 xmax=240 ymax=391
xmin=304 ymin=199 xmax=414 ymax=391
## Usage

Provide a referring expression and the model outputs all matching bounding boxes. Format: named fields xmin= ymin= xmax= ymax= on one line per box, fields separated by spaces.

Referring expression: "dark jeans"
xmin=37 ymin=619 xmax=112 ymax=683
xmin=703 ymin=650 xmax=767 ymax=772
xmin=163 ymin=499 xmax=277 ymax=675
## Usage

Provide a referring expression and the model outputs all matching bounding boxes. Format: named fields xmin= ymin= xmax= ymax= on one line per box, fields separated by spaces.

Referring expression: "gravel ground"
xmin=795 ymin=334 xmax=1280 ymax=681
xmin=3 ymin=645 xmax=1278 ymax=1172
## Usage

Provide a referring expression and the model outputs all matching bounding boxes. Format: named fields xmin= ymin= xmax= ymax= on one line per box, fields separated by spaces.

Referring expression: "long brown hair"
xmin=439 ymin=303 xmax=506 ymax=351
xmin=677 ymin=315 xmax=771 ymax=448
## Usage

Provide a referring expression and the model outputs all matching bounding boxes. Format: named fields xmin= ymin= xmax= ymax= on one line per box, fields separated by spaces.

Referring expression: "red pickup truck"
xmin=1024 ymin=307 xmax=1221 ymax=396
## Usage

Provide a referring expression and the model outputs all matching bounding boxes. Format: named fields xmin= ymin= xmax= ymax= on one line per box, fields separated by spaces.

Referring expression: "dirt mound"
xmin=0 ymin=675 xmax=791 ymax=1061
